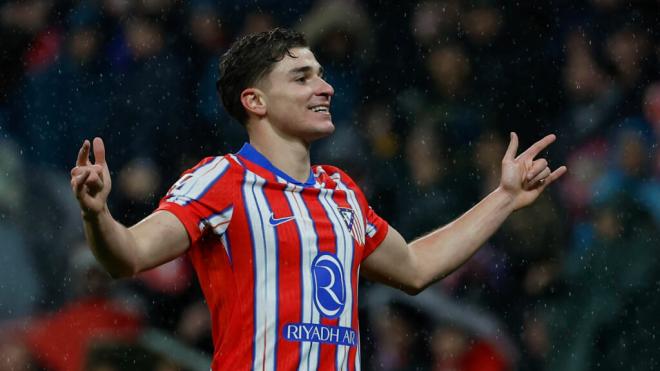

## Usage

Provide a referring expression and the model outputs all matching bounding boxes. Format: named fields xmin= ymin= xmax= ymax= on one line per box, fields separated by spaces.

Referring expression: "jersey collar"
xmin=237 ymin=143 xmax=316 ymax=187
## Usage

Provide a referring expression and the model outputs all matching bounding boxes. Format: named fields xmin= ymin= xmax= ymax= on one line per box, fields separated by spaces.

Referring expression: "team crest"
xmin=339 ymin=207 xmax=364 ymax=245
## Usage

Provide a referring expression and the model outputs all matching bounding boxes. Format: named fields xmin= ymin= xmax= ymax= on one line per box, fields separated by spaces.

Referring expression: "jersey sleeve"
xmin=156 ymin=156 xmax=236 ymax=245
xmin=362 ymin=205 xmax=389 ymax=260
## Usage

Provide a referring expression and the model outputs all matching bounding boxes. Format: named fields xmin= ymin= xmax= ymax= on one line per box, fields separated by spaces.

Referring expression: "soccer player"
xmin=70 ymin=28 xmax=566 ymax=370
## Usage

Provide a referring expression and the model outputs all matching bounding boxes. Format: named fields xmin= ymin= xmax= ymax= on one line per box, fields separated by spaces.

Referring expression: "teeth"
xmin=311 ymin=106 xmax=328 ymax=112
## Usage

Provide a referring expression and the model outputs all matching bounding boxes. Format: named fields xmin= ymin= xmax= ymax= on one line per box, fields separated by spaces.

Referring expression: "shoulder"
xmin=167 ymin=154 xmax=244 ymax=195
xmin=182 ymin=154 xmax=244 ymax=177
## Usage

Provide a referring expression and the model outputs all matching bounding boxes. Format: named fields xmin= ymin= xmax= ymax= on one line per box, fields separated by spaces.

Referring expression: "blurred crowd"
xmin=1 ymin=0 xmax=659 ymax=370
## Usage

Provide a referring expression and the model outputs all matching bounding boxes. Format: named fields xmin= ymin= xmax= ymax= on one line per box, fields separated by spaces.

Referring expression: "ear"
xmin=240 ymin=88 xmax=267 ymax=118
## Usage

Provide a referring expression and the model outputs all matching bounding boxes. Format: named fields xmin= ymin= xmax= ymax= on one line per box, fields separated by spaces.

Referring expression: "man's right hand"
xmin=68 ymin=137 xmax=189 ymax=277
xmin=71 ymin=137 xmax=112 ymax=218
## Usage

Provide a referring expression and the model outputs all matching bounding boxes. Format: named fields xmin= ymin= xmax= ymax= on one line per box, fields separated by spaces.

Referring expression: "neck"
xmin=247 ymin=124 xmax=312 ymax=183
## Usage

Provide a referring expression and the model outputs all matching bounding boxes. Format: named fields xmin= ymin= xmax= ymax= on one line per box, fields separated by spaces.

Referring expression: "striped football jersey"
xmin=157 ymin=143 xmax=389 ymax=371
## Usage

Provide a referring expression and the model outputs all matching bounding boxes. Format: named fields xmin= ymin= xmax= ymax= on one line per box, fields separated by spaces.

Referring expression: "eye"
xmin=295 ymin=76 xmax=306 ymax=83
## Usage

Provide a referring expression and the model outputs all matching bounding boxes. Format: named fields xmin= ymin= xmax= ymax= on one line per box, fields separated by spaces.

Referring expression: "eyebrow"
xmin=288 ymin=65 xmax=324 ymax=77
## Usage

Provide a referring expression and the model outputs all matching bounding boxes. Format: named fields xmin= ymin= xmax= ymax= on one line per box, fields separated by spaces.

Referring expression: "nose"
xmin=318 ymin=77 xmax=334 ymax=98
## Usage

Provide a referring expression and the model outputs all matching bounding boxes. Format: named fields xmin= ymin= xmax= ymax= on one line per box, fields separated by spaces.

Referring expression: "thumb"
xmin=503 ymin=132 xmax=518 ymax=161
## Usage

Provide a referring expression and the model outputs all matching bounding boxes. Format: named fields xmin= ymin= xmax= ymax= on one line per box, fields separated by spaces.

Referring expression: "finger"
xmin=71 ymin=166 xmax=82 ymax=177
xmin=91 ymin=164 xmax=104 ymax=181
xmin=92 ymin=137 xmax=106 ymax=165
xmin=85 ymin=164 xmax=104 ymax=190
xmin=72 ymin=168 xmax=91 ymax=195
xmin=503 ymin=132 xmax=518 ymax=161
xmin=71 ymin=164 xmax=97 ymax=178
xmin=526 ymin=158 xmax=548 ymax=181
xmin=529 ymin=167 xmax=551 ymax=185
xmin=538 ymin=166 xmax=568 ymax=189
xmin=546 ymin=166 xmax=568 ymax=183
xmin=76 ymin=140 xmax=91 ymax=167
xmin=86 ymin=171 xmax=105 ymax=194
xmin=518 ymin=134 xmax=556 ymax=161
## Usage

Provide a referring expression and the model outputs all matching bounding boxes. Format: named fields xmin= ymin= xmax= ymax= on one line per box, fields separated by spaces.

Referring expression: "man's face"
xmin=259 ymin=47 xmax=335 ymax=143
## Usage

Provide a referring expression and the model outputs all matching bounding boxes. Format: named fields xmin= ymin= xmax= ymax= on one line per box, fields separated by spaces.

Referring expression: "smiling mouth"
xmin=309 ymin=105 xmax=330 ymax=114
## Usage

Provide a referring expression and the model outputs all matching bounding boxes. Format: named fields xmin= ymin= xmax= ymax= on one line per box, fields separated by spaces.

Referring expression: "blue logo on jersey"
xmin=283 ymin=323 xmax=356 ymax=347
xmin=311 ymin=253 xmax=346 ymax=318
xmin=268 ymin=212 xmax=296 ymax=227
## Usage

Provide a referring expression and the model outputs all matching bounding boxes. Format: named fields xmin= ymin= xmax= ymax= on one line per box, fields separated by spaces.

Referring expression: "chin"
xmin=318 ymin=119 xmax=336 ymax=136
xmin=306 ymin=121 xmax=335 ymax=142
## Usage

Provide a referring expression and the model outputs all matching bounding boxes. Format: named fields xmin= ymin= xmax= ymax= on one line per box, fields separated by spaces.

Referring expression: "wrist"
xmin=81 ymin=205 xmax=110 ymax=222
xmin=492 ymin=186 xmax=517 ymax=212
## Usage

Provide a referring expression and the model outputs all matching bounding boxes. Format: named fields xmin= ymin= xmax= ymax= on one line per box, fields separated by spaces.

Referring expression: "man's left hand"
xmin=499 ymin=132 xmax=567 ymax=211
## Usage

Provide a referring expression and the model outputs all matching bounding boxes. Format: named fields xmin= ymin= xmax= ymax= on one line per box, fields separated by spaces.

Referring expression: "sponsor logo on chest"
xmin=283 ymin=253 xmax=357 ymax=347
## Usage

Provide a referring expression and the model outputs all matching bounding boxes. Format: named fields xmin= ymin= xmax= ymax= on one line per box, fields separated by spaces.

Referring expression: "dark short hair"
xmin=216 ymin=28 xmax=308 ymax=125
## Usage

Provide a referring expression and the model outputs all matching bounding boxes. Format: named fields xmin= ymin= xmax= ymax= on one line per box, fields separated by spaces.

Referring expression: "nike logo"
xmin=269 ymin=212 xmax=296 ymax=226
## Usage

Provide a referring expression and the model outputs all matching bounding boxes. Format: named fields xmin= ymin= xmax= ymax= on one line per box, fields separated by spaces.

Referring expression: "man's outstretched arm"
xmin=362 ymin=133 xmax=567 ymax=294
xmin=71 ymin=138 xmax=189 ymax=278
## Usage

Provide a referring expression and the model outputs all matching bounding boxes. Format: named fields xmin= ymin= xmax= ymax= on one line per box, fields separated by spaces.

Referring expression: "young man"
xmin=70 ymin=28 xmax=566 ymax=370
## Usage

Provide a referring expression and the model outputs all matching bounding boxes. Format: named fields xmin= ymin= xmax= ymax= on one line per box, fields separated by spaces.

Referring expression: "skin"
xmin=71 ymin=47 xmax=567 ymax=291
xmin=242 ymin=47 xmax=335 ymax=182
xmin=362 ymin=132 xmax=566 ymax=293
